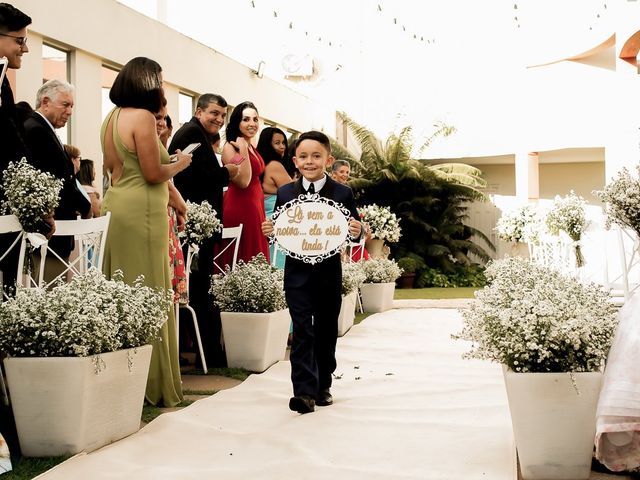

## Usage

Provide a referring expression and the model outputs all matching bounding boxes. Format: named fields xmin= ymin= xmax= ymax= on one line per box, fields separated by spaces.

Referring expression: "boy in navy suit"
xmin=262 ymin=131 xmax=362 ymax=414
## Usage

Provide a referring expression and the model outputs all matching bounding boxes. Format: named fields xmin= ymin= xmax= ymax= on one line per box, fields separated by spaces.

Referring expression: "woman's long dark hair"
xmin=225 ymin=101 xmax=258 ymax=143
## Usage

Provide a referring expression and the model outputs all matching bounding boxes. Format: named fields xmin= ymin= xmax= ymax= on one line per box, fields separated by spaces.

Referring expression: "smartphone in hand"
xmin=181 ymin=142 xmax=201 ymax=155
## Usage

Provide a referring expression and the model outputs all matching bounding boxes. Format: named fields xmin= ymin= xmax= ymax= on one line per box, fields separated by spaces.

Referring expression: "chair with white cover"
xmin=0 ymin=214 xmax=23 ymax=407
xmin=18 ymin=213 xmax=111 ymax=290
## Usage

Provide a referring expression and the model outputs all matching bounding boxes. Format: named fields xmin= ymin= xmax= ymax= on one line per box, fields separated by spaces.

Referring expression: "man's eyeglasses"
xmin=0 ymin=33 xmax=27 ymax=47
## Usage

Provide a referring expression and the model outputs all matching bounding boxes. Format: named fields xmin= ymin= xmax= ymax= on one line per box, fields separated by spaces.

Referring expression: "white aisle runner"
xmin=37 ymin=308 xmax=515 ymax=480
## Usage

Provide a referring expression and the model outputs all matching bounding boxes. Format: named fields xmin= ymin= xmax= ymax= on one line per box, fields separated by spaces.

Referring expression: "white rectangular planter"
xmin=4 ymin=345 xmax=152 ymax=457
xmin=503 ymin=369 xmax=602 ymax=480
xmin=360 ymin=282 xmax=395 ymax=313
xmin=220 ymin=309 xmax=291 ymax=373
xmin=337 ymin=291 xmax=358 ymax=337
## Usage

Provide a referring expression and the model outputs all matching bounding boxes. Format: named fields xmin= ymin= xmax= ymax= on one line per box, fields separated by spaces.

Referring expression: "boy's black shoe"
xmin=289 ymin=395 xmax=315 ymax=414
xmin=316 ymin=388 xmax=333 ymax=406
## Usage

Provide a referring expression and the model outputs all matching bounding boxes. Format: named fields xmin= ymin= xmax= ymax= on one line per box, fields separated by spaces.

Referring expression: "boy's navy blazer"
xmin=275 ymin=175 xmax=360 ymax=289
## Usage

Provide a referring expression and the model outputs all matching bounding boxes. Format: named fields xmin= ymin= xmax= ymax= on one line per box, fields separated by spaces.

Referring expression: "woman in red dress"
xmin=220 ymin=101 xmax=269 ymax=267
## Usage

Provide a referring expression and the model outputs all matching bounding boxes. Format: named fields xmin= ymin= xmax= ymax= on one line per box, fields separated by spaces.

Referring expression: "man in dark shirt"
xmin=0 ymin=3 xmax=31 ymax=293
xmin=169 ymin=94 xmax=239 ymax=367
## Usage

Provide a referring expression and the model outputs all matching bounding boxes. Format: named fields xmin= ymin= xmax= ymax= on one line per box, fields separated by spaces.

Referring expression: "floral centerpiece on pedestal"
xmin=545 ymin=191 xmax=588 ymax=268
xmin=210 ymin=254 xmax=289 ymax=372
xmin=594 ymin=166 xmax=640 ymax=238
xmin=0 ymin=268 xmax=172 ymax=456
xmin=179 ymin=200 xmax=222 ymax=247
xmin=495 ymin=204 xmax=541 ymax=245
xmin=0 ymin=158 xmax=62 ymax=235
xmin=359 ymin=258 xmax=402 ymax=313
xmin=452 ymin=256 xmax=618 ymax=480
xmin=341 ymin=261 xmax=366 ymax=296
xmin=210 ymin=254 xmax=286 ymax=313
xmin=453 ymin=256 xmax=617 ymax=373
xmin=358 ymin=204 xmax=402 ymax=243
xmin=0 ymin=268 xmax=171 ymax=357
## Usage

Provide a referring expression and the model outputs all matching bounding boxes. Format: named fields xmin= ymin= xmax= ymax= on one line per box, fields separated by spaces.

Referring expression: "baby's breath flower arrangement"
xmin=361 ymin=258 xmax=403 ymax=284
xmin=210 ymin=254 xmax=286 ymax=313
xmin=1 ymin=158 xmax=62 ymax=234
xmin=495 ymin=204 xmax=541 ymax=244
xmin=341 ymin=261 xmax=366 ymax=296
xmin=545 ymin=191 xmax=588 ymax=267
xmin=453 ymin=256 xmax=617 ymax=373
xmin=0 ymin=269 xmax=172 ymax=357
xmin=594 ymin=166 xmax=640 ymax=237
xmin=358 ymin=204 xmax=401 ymax=243
xmin=179 ymin=200 xmax=222 ymax=246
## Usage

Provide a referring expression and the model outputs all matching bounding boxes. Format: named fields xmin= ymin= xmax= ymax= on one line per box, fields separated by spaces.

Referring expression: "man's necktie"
xmin=307 ymin=183 xmax=315 ymax=194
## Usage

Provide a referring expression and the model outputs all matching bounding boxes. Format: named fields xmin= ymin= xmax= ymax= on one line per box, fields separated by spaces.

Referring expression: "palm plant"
xmin=333 ymin=112 xmax=494 ymax=278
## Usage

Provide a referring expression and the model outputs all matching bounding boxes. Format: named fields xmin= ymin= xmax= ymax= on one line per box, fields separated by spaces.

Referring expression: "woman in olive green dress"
xmin=101 ymin=57 xmax=192 ymax=407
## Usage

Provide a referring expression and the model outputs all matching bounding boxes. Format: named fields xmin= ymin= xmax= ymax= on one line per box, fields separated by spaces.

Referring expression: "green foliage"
xmin=416 ymin=264 xmax=486 ymax=288
xmin=396 ymin=256 xmax=421 ymax=274
xmin=333 ymin=112 xmax=495 ymax=273
xmin=2 ymin=455 xmax=70 ymax=480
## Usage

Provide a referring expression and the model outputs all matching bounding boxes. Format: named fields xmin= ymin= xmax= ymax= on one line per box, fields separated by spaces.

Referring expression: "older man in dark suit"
xmin=169 ymin=93 xmax=239 ymax=367
xmin=23 ymin=79 xmax=90 ymax=280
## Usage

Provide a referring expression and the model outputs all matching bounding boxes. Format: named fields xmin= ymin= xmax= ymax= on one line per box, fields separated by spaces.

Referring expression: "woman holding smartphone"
xmin=219 ymin=101 xmax=270 ymax=266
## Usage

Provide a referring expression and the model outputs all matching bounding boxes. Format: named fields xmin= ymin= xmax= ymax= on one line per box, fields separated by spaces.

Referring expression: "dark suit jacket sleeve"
xmin=23 ymin=114 xmax=91 ymax=220
xmin=169 ymin=119 xmax=230 ymax=214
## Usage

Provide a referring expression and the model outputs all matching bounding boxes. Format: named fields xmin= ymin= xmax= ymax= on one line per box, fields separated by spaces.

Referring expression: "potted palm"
xmin=337 ymin=262 xmax=366 ymax=336
xmin=210 ymin=254 xmax=289 ymax=372
xmin=359 ymin=258 xmax=402 ymax=313
xmin=395 ymin=256 xmax=421 ymax=289
xmin=0 ymin=268 xmax=171 ymax=457
xmin=453 ymin=256 xmax=618 ymax=480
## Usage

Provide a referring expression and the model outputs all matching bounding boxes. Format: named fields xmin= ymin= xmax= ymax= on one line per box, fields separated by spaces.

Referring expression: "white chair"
xmin=0 ymin=214 xmax=23 ymax=301
xmin=175 ymin=243 xmax=209 ymax=374
xmin=18 ymin=213 xmax=111 ymax=289
xmin=213 ymin=225 xmax=243 ymax=275
xmin=176 ymin=226 xmax=243 ymax=374
xmin=0 ymin=214 xmax=23 ymax=407
xmin=345 ymin=239 xmax=366 ymax=313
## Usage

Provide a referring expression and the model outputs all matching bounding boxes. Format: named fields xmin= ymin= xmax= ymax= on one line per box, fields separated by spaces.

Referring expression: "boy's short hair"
xmin=295 ymin=131 xmax=331 ymax=154
xmin=0 ymin=3 xmax=31 ymax=32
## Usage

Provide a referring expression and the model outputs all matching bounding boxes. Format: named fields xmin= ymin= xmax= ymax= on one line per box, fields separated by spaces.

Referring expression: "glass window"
xmin=42 ymin=44 xmax=69 ymax=142
xmin=178 ymin=93 xmax=194 ymax=128
xmin=101 ymin=65 xmax=119 ymax=122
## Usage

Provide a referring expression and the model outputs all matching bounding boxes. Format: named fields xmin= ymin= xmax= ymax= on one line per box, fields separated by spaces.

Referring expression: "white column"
xmin=515 ymin=152 xmax=539 ymax=201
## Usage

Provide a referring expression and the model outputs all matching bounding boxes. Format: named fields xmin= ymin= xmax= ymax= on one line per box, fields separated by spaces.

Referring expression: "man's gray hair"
xmin=331 ymin=159 xmax=350 ymax=172
xmin=35 ymin=79 xmax=74 ymax=109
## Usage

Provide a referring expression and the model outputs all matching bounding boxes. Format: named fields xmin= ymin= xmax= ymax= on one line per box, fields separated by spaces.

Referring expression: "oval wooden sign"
xmin=272 ymin=195 xmax=351 ymax=264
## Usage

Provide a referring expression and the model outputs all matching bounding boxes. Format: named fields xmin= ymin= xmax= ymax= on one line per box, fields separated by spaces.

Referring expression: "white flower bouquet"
xmin=495 ymin=204 xmax=541 ymax=244
xmin=545 ymin=191 xmax=587 ymax=267
xmin=210 ymin=253 xmax=287 ymax=313
xmin=594 ymin=166 xmax=640 ymax=237
xmin=1 ymin=157 xmax=62 ymax=234
xmin=341 ymin=261 xmax=366 ymax=295
xmin=453 ymin=256 xmax=618 ymax=373
xmin=179 ymin=200 xmax=222 ymax=246
xmin=0 ymin=269 xmax=172 ymax=357
xmin=361 ymin=258 xmax=403 ymax=284
xmin=358 ymin=204 xmax=401 ymax=243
